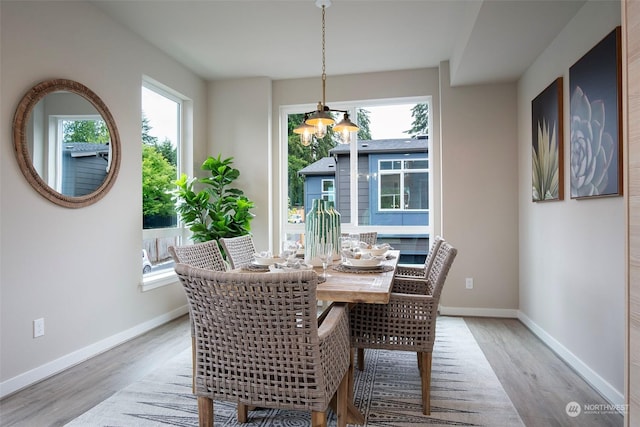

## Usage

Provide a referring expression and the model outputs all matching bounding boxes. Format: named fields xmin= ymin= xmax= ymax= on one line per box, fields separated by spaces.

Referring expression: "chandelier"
xmin=293 ymin=0 xmax=359 ymax=146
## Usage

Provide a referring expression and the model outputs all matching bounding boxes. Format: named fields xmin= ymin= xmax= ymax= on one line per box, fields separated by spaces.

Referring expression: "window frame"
xmin=280 ymin=96 xmax=432 ymax=250
xmin=377 ymin=157 xmax=429 ymax=212
xmin=140 ymin=79 xmax=186 ymax=291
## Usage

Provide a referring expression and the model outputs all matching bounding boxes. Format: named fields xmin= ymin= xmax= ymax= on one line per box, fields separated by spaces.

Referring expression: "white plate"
xmin=253 ymin=257 xmax=285 ymax=266
xmin=343 ymin=258 xmax=381 ymax=268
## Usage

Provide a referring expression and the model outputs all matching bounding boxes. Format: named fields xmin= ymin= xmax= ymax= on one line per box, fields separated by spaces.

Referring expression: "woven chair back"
xmin=219 ymin=235 xmax=256 ymax=269
xmin=424 ymin=235 xmax=444 ymax=277
xmin=358 ymin=232 xmax=378 ymax=246
xmin=425 ymin=240 xmax=458 ymax=299
xmin=168 ymin=240 xmax=227 ymax=271
xmin=340 ymin=232 xmax=378 ymax=246
xmin=173 ymin=266 xmax=348 ymax=411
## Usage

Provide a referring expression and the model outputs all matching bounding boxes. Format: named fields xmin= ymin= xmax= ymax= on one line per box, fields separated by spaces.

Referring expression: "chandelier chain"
xmin=321 ymin=4 xmax=326 ymax=106
xmin=293 ymin=0 xmax=359 ymax=145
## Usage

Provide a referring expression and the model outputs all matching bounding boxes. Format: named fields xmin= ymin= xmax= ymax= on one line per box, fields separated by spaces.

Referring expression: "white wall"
xmin=439 ymin=61 xmax=520 ymax=316
xmin=207 ymin=78 xmax=273 ymax=252
xmin=517 ymin=0 xmax=624 ymax=404
xmin=0 ymin=1 xmax=206 ymax=396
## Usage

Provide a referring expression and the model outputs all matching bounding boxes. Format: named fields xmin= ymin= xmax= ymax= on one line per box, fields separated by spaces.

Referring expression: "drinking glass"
xmin=316 ymin=242 xmax=333 ymax=278
xmin=281 ymin=240 xmax=297 ymax=261
xmin=349 ymin=232 xmax=360 ymax=250
xmin=339 ymin=236 xmax=351 ymax=263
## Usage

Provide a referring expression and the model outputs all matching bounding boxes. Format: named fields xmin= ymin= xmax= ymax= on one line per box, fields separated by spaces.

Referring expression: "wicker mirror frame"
xmin=13 ymin=79 xmax=121 ymax=208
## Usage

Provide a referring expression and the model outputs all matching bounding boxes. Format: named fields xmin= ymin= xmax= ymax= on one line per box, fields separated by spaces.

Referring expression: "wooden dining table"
xmin=316 ymin=250 xmax=400 ymax=304
xmin=316 ymin=250 xmax=400 ymax=425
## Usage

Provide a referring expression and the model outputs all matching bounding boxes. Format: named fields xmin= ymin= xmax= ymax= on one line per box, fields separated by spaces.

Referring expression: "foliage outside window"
xmin=62 ymin=119 xmax=109 ymax=143
xmin=142 ymin=114 xmax=177 ymax=226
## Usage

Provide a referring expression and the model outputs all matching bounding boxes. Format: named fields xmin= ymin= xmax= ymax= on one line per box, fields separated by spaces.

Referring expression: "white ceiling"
xmin=90 ymin=0 xmax=586 ymax=86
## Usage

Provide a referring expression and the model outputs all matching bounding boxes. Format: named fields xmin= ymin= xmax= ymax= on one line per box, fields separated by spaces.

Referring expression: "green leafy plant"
xmin=173 ymin=155 xmax=254 ymax=243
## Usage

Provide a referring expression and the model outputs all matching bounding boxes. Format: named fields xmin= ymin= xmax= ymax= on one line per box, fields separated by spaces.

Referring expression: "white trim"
xmin=517 ymin=311 xmax=625 ymax=410
xmin=140 ymin=270 xmax=180 ymax=292
xmin=441 ymin=306 xmax=625 ymax=412
xmin=439 ymin=305 xmax=519 ymax=318
xmin=0 ymin=305 xmax=188 ymax=399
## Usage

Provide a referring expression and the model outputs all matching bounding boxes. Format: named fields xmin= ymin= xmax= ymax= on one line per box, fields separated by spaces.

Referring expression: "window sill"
xmin=140 ymin=270 xmax=179 ymax=292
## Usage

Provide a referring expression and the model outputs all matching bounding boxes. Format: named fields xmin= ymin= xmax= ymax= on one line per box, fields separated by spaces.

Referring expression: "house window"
xmin=379 ymin=158 xmax=428 ymax=211
xmin=141 ymin=82 xmax=182 ymax=285
xmin=321 ymin=179 xmax=335 ymax=202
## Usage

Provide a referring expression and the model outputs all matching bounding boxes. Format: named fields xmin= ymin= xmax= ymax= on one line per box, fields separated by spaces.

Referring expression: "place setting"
xmin=243 ymin=240 xmax=320 ymax=276
xmin=242 ymin=250 xmax=285 ymax=271
xmin=332 ymin=237 xmax=395 ymax=274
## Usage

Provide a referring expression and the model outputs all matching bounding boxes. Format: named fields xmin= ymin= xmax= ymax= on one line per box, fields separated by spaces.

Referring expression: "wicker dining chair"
xmin=219 ymin=234 xmax=257 ymax=269
xmin=168 ymin=239 xmax=228 ymax=272
xmin=340 ymin=232 xmax=378 ymax=246
xmin=355 ymin=235 xmax=445 ymax=371
xmin=349 ymin=240 xmax=458 ymax=415
xmin=173 ymin=266 xmax=352 ymax=427
xmin=358 ymin=232 xmax=378 ymax=246
xmin=168 ymin=240 xmax=228 ymax=393
xmin=394 ymin=235 xmax=444 ymax=279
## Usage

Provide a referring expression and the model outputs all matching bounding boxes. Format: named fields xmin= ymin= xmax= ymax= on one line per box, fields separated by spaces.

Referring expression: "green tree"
xmin=357 ymin=108 xmax=372 ymax=140
xmin=141 ymin=114 xmax=158 ymax=145
xmin=63 ymin=119 xmax=110 ymax=143
xmin=157 ymin=138 xmax=177 ymax=166
xmin=141 ymin=114 xmax=177 ymax=225
xmin=404 ymin=103 xmax=429 ymax=137
xmin=142 ymin=145 xmax=176 ymax=217
xmin=287 ymin=113 xmax=339 ymax=207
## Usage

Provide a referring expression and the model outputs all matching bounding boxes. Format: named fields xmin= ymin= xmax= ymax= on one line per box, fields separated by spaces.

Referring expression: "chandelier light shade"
xmin=294 ymin=0 xmax=359 ymax=145
xmin=293 ymin=114 xmax=316 ymax=146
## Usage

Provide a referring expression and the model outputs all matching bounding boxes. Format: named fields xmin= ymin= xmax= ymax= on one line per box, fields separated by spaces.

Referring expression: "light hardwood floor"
xmin=0 ymin=315 xmax=624 ymax=426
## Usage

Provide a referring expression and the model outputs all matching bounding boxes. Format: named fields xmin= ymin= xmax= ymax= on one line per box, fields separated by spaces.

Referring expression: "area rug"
xmin=66 ymin=316 xmax=524 ymax=426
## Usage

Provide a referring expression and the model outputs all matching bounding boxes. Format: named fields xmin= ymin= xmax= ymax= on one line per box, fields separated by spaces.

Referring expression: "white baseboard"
xmin=517 ymin=311 xmax=625 ymax=409
xmin=439 ymin=305 xmax=519 ymax=318
xmin=0 ymin=305 xmax=189 ymax=399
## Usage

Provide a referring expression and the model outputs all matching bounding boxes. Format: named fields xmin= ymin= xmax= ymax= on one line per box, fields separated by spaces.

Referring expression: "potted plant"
xmin=173 ymin=155 xmax=255 ymax=243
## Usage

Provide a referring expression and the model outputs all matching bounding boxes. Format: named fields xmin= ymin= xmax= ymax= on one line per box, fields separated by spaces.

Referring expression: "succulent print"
xmin=570 ymin=86 xmax=614 ymax=197
xmin=532 ymin=119 xmax=559 ymax=201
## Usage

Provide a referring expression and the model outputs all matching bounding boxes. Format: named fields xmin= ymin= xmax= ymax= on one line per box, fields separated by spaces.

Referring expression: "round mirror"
xmin=13 ymin=79 xmax=121 ymax=208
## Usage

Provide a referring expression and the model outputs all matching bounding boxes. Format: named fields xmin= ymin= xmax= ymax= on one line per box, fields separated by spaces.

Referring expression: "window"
xmin=321 ymin=179 xmax=335 ymax=202
xmin=141 ymin=82 xmax=182 ymax=287
xmin=378 ymin=158 xmax=428 ymax=211
xmin=283 ymin=98 xmax=431 ymax=262
xmin=53 ymin=117 xmax=109 ymax=195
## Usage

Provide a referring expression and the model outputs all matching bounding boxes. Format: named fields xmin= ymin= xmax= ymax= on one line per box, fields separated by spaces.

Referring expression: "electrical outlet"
xmin=33 ymin=318 xmax=45 ymax=338
xmin=465 ymin=278 xmax=473 ymax=289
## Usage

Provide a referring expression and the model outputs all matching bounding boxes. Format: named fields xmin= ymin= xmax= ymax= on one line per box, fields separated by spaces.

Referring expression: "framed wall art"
xmin=569 ymin=26 xmax=622 ymax=198
xmin=531 ymin=77 xmax=563 ymax=202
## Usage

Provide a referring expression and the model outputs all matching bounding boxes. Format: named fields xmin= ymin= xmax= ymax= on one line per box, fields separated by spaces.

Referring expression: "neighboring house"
xmin=299 ymin=137 xmax=429 ymax=262
xmin=61 ymin=142 xmax=110 ymax=197
xmin=298 ymin=156 xmax=337 ymax=211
